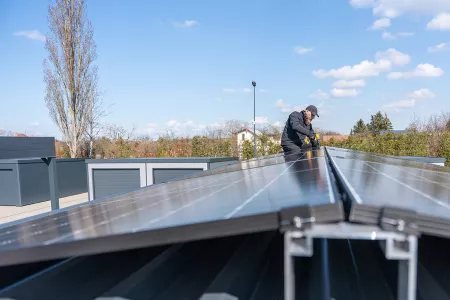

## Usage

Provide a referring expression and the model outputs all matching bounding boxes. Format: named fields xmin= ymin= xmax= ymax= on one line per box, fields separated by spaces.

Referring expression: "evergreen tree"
xmin=351 ymin=119 xmax=368 ymax=135
xmin=384 ymin=113 xmax=394 ymax=131
xmin=368 ymin=111 xmax=393 ymax=135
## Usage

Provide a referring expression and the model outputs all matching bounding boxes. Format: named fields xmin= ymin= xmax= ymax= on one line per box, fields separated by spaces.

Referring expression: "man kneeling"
xmin=280 ymin=105 xmax=319 ymax=155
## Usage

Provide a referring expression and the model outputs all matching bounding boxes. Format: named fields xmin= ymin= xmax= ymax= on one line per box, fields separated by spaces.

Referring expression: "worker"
xmin=281 ymin=105 xmax=320 ymax=154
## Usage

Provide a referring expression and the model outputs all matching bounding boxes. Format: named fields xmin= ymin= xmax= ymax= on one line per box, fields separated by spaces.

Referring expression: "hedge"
xmin=323 ymin=132 xmax=450 ymax=167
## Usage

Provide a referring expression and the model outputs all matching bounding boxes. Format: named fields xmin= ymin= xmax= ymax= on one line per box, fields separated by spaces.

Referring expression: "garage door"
xmin=153 ymin=168 xmax=204 ymax=184
xmin=93 ymin=168 xmax=141 ymax=200
xmin=0 ymin=167 xmax=20 ymax=206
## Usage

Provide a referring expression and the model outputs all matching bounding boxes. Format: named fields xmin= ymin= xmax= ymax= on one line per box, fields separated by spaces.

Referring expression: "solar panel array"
xmin=0 ymin=148 xmax=342 ymax=267
xmin=1 ymin=146 xmax=450 ymax=267
xmin=326 ymin=147 xmax=450 ymax=237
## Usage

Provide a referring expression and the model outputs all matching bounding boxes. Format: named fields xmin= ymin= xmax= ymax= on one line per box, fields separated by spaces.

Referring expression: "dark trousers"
xmin=282 ymin=142 xmax=310 ymax=155
xmin=282 ymin=139 xmax=319 ymax=155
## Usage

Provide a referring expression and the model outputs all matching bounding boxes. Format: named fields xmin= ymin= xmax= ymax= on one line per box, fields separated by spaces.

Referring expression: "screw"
xmin=397 ymin=219 xmax=405 ymax=231
xmin=293 ymin=216 xmax=302 ymax=228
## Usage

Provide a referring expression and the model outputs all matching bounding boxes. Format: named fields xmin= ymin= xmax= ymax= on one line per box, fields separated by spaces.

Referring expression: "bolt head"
xmin=397 ymin=219 xmax=405 ymax=231
xmin=293 ymin=216 xmax=302 ymax=228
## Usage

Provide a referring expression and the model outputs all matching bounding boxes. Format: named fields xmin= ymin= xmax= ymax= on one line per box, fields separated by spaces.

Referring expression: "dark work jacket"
xmin=281 ymin=110 xmax=314 ymax=146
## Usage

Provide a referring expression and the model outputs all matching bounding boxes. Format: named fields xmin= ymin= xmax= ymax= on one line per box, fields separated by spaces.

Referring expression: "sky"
xmin=1 ymin=0 xmax=450 ymax=139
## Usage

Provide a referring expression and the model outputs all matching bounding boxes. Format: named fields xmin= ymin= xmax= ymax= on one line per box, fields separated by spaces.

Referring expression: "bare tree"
xmin=103 ymin=123 xmax=136 ymax=141
xmin=0 ymin=129 xmax=15 ymax=136
xmin=222 ymin=120 xmax=250 ymax=137
xmin=406 ymin=114 xmax=423 ymax=132
xmin=85 ymin=94 xmax=111 ymax=158
xmin=43 ymin=0 xmax=100 ymax=158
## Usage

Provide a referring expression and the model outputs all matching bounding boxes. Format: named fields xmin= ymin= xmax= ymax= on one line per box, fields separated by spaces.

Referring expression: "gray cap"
xmin=306 ymin=105 xmax=319 ymax=117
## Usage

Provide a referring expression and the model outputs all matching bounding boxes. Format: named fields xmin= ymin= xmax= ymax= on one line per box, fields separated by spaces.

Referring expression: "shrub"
xmin=439 ymin=132 xmax=450 ymax=167
xmin=242 ymin=140 xmax=254 ymax=160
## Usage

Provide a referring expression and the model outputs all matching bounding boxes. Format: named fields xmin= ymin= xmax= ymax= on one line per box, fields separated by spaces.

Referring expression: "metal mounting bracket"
xmin=284 ymin=222 xmax=418 ymax=300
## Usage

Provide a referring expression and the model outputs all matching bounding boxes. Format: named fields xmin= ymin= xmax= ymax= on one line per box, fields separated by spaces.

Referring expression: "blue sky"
xmin=1 ymin=0 xmax=450 ymax=138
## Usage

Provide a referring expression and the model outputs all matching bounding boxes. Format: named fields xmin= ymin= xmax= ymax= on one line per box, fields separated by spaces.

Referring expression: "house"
xmin=234 ymin=128 xmax=280 ymax=158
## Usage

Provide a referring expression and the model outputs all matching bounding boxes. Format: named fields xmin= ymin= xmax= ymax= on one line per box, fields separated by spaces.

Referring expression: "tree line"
xmin=52 ymin=122 xmax=284 ymax=160
xmin=326 ymin=111 xmax=450 ymax=166
xmin=351 ymin=111 xmax=393 ymax=136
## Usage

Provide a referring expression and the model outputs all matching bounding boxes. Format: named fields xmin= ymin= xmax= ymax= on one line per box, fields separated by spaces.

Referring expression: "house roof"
xmin=235 ymin=128 xmax=263 ymax=136
xmin=380 ymin=129 xmax=407 ymax=134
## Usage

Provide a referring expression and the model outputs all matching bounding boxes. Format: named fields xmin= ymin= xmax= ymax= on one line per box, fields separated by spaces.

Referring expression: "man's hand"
xmin=309 ymin=131 xmax=316 ymax=140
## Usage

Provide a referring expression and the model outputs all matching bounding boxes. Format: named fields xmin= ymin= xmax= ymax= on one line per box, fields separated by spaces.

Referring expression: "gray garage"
xmin=86 ymin=157 xmax=238 ymax=201
xmin=0 ymin=136 xmax=87 ymax=207
xmin=0 ymin=158 xmax=87 ymax=206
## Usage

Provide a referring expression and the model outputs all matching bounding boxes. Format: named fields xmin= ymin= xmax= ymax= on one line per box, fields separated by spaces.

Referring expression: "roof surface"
xmin=85 ymin=156 xmax=239 ymax=164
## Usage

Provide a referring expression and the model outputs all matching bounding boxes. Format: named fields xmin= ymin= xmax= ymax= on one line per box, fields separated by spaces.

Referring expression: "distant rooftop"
xmin=380 ymin=129 xmax=407 ymax=134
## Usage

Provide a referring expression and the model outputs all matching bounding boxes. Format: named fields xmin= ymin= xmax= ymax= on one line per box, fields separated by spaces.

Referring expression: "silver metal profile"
xmin=283 ymin=222 xmax=418 ymax=300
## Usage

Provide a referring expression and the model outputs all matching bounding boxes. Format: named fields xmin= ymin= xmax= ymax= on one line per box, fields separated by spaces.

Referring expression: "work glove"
xmin=309 ymin=131 xmax=316 ymax=140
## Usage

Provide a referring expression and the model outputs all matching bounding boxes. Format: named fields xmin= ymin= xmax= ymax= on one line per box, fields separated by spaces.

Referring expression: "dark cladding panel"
xmin=0 ymin=137 xmax=55 ymax=159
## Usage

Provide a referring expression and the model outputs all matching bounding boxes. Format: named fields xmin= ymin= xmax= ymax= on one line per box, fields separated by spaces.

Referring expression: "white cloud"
xmin=313 ymin=48 xmax=410 ymax=80
xmin=13 ymin=30 xmax=46 ymax=42
xmin=274 ymin=99 xmax=304 ymax=113
xmin=428 ymin=42 xmax=450 ymax=53
xmin=370 ymin=18 xmax=391 ymax=30
xmin=387 ymin=63 xmax=444 ymax=79
xmin=382 ymin=31 xmax=396 ymax=40
xmin=147 ymin=119 xmax=236 ymax=137
xmin=216 ymin=97 xmax=223 ymax=102
xmin=375 ymin=48 xmax=410 ymax=66
xmin=313 ymin=59 xmax=391 ymax=79
xmin=146 ymin=123 xmax=158 ymax=133
xmin=427 ymin=13 xmax=450 ymax=30
xmin=166 ymin=119 xmax=207 ymax=134
xmin=382 ymin=88 xmax=436 ymax=112
xmin=252 ymin=116 xmax=269 ymax=125
xmin=407 ymin=88 xmax=436 ymax=99
xmin=331 ymin=88 xmax=360 ymax=98
xmin=167 ymin=120 xmax=178 ymax=127
xmin=294 ymin=46 xmax=313 ymax=55
xmin=382 ymin=99 xmax=416 ymax=112
xmin=222 ymin=88 xmax=235 ymax=93
xmin=209 ymin=122 xmax=223 ymax=128
xmin=272 ymin=121 xmax=284 ymax=128
xmin=173 ymin=20 xmax=199 ymax=28
xmin=223 ymin=88 xmax=258 ymax=93
xmin=309 ymin=89 xmax=329 ymax=99
xmin=382 ymin=31 xmax=414 ymax=40
xmin=350 ymin=0 xmax=450 ymax=18
xmin=397 ymin=32 xmax=414 ymax=37
xmin=30 ymin=122 xmax=40 ymax=127
xmin=259 ymin=89 xmax=268 ymax=93
xmin=350 ymin=0 xmax=375 ymax=8
xmin=333 ymin=79 xmax=366 ymax=88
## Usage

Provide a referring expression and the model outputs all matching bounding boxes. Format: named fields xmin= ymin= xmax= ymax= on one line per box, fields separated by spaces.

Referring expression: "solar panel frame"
xmin=0 ymin=149 xmax=342 ymax=267
xmin=326 ymin=147 xmax=450 ymax=237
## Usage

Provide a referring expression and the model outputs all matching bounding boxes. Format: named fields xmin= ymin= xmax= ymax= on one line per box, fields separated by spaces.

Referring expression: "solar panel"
xmin=0 ymin=149 xmax=342 ymax=267
xmin=162 ymin=149 xmax=326 ymax=185
xmin=326 ymin=147 xmax=450 ymax=237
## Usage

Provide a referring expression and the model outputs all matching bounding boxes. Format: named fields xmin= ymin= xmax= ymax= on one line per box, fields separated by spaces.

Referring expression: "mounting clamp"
xmin=284 ymin=222 xmax=418 ymax=300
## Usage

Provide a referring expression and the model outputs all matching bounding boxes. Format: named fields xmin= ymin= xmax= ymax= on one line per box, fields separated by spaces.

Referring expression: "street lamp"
xmin=252 ymin=81 xmax=256 ymax=158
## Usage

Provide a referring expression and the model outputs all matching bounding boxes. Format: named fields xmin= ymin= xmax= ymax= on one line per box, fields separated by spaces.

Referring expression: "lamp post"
xmin=252 ymin=81 xmax=256 ymax=158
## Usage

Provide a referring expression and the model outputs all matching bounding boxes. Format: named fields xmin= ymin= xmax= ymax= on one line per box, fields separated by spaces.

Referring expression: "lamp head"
xmin=252 ymin=81 xmax=256 ymax=87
